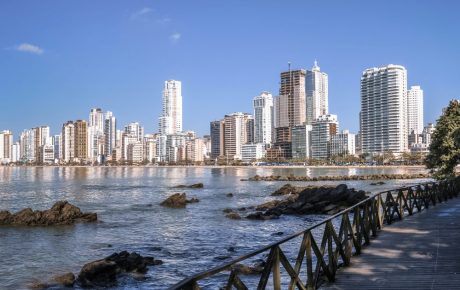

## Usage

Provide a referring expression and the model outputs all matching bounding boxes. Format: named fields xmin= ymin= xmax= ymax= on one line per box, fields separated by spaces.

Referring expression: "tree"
xmin=425 ymin=100 xmax=460 ymax=179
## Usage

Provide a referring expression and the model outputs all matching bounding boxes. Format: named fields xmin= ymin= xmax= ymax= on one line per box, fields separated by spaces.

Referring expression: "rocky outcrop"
xmin=0 ymin=201 xmax=97 ymax=226
xmin=246 ymin=184 xmax=367 ymax=220
xmin=243 ymin=173 xmax=431 ymax=182
xmin=160 ymin=193 xmax=199 ymax=208
xmin=173 ymin=183 xmax=204 ymax=189
xmin=225 ymin=211 xmax=242 ymax=220
xmin=77 ymin=251 xmax=162 ymax=287
xmin=231 ymin=260 xmax=266 ymax=275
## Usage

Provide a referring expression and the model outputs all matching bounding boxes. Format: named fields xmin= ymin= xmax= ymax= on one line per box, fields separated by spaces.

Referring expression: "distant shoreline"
xmin=0 ymin=165 xmax=428 ymax=170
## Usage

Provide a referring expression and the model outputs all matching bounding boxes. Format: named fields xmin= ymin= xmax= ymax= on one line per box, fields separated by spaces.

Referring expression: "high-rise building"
xmin=210 ymin=120 xmax=225 ymax=159
xmin=20 ymin=129 xmax=35 ymax=163
xmin=311 ymin=114 xmax=339 ymax=159
xmin=360 ymin=64 xmax=408 ymax=154
xmin=89 ymin=108 xmax=104 ymax=132
xmin=275 ymin=68 xmax=306 ymax=128
xmin=127 ymin=142 xmax=144 ymax=163
xmin=159 ymin=80 xmax=183 ymax=135
xmin=104 ymin=111 xmax=117 ymax=157
xmin=53 ymin=135 xmax=62 ymax=160
xmin=223 ymin=112 xmax=252 ymax=160
xmin=253 ymin=92 xmax=274 ymax=144
xmin=291 ymin=125 xmax=312 ymax=159
xmin=144 ymin=134 xmax=158 ymax=163
xmin=241 ymin=143 xmax=266 ymax=162
xmin=62 ymin=121 xmax=75 ymax=163
xmin=306 ymin=61 xmax=328 ymax=125
xmin=407 ymin=86 xmax=424 ymax=135
xmin=330 ymin=130 xmax=356 ymax=156
xmin=0 ymin=130 xmax=13 ymax=163
xmin=74 ymin=120 xmax=88 ymax=160
xmin=124 ymin=122 xmax=144 ymax=142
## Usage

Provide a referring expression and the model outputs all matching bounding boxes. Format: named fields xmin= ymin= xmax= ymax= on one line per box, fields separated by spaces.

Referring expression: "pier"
xmin=169 ymin=178 xmax=459 ymax=290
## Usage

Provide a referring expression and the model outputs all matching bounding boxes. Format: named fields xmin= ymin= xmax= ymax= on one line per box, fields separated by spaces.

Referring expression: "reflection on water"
xmin=0 ymin=166 xmax=429 ymax=289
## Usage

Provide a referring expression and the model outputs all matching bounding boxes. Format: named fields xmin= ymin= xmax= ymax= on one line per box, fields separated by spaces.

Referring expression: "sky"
xmin=1 ymin=0 xmax=459 ymax=138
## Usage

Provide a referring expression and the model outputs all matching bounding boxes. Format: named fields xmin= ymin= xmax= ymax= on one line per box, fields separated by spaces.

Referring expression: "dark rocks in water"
xmin=214 ymin=255 xmax=231 ymax=261
xmin=370 ymin=181 xmax=386 ymax=186
xmin=77 ymin=251 xmax=160 ymax=287
xmin=249 ymin=184 xmax=367 ymax=220
xmin=173 ymin=183 xmax=204 ymax=189
xmin=246 ymin=211 xmax=280 ymax=220
xmin=54 ymin=272 xmax=75 ymax=287
xmin=222 ymin=208 xmax=233 ymax=213
xmin=160 ymin=193 xmax=199 ymax=208
xmin=231 ymin=260 xmax=266 ymax=275
xmin=271 ymin=183 xmax=299 ymax=196
xmin=28 ymin=281 xmax=49 ymax=289
xmin=271 ymin=231 xmax=284 ymax=236
xmin=246 ymin=173 xmax=431 ymax=182
xmin=226 ymin=192 xmax=234 ymax=197
xmin=0 ymin=201 xmax=97 ymax=226
xmin=227 ymin=246 xmax=235 ymax=252
xmin=225 ymin=212 xmax=242 ymax=220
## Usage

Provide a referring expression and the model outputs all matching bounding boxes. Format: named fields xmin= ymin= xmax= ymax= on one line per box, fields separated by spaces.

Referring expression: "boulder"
xmin=0 ymin=201 xmax=97 ymax=226
xmin=54 ymin=272 xmax=75 ymax=287
xmin=248 ymin=184 xmax=368 ymax=220
xmin=226 ymin=193 xmax=234 ymax=197
xmin=77 ymin=259 xmax=118 ymax=287
xmin=231 ymin=261 xmax=266 ymax=275
xmin=77 ymin=251 xmax=159 ymax=287
xmin=225 ymin=212 xmax=242 ymax=220
xmin=160 ymin=193 xmax=187 ymax=208
xmin=271 ymin=184 xmax=297 ymax=196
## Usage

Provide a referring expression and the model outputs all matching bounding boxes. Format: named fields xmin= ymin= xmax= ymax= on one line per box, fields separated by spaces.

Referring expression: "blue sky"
xmin=1 ymin=0 xmax=459 ymax=137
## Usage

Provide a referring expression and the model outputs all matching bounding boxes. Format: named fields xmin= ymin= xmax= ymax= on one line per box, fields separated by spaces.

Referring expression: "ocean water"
xmin=0 ymin=166 xmax=430 ymax=289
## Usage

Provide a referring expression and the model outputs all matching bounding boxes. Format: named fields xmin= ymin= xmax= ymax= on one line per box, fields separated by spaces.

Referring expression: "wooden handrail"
xmin=169 ymin=178 xmax=460 ymax=290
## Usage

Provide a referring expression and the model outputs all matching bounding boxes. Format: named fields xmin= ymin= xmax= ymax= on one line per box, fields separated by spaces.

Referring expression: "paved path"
xmin=320 ymin=197 xmax=460 ymax=290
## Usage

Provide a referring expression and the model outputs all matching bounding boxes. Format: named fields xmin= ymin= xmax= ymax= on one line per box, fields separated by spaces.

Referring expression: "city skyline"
xmin=1 ymin=1 xmax=459 ymax=137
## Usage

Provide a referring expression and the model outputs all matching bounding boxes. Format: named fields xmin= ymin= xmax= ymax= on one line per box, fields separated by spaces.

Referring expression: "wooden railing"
xmin=169 ymin=177 xmax=460 ymax=290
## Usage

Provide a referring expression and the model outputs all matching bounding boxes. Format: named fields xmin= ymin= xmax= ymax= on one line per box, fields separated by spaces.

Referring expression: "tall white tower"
xmin=407 ymin=86 xmax=424 ymax=134
xmin=253 ymin=91 xmax=273 ymax=144
xmin=360 ymin=64 xmax=408 ymax=154
xmin=306 ymin=61 xmax=328 ymax=125
xmin=159 ymin=80 xmax=183 ymax=135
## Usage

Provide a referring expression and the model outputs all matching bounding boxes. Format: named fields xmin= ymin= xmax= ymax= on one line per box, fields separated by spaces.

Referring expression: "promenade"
xmin=320 ymin=197 xmax=460 ymax=290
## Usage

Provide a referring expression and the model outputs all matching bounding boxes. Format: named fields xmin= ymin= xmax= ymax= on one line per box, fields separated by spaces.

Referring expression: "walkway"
xmin=320 ymin=197 xmax=460 ymax=290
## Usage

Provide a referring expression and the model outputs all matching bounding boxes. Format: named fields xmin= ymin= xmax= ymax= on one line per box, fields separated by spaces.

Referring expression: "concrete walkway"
xmin=320 ymin=197 xmax=460 ymax=290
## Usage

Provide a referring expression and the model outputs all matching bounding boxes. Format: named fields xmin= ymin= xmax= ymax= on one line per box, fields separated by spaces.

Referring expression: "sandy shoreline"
xmin=0 ymin=165 xmax=428 ymax=169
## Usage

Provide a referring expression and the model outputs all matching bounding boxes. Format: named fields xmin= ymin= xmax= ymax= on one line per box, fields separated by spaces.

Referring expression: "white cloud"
xmin=131 ymin=7 xmax=153 ymax=19
xmin=15 ymin=43 xmax=44 ymax=55
xmin=170 ymin=33 xmax=181 ymax=43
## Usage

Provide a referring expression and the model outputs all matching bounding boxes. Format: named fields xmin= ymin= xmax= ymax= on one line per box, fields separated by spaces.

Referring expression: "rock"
xmin=77 ymin=251 xmax=160 ymax=287
xmin=226 ymin=193 xmax=234 ymax=197
xmin=160 ymin=193 xmax=187 ymax=208
xmin=271 ymin=184 xmax=297 ymax=196
xmin=28 ymin=281 xmax=49 ymax=289
xmin=77 ymin=259 xmax=118 ymax=287
xmin=227 ymin=246 xmax=235 ymax=252
xmin=54 ymin=272 xmax=75 ymax=287
xmin=271 ymin=231 xmax=284 ymax=236
xmin=225 ymin=212 xmax=242 ymax=220
xmin=231 ymin=261 xmax=265 ymax=275
xmin=214 ymin=255 xmax=231 ymax=261
xmin=173 ymin=183 xmax=204 ymax=189
xmin=187 ymin=197 xmax=200 ymax=204
xmin=245 ymin=173 xmax=431 ymax=182
xmin=0 ymin=201 xmax=97 ymax=226
xmin=247 ymin=184 xmax=368 ymax=220
xmin=222 ymin=208 xmax=233 ymax=213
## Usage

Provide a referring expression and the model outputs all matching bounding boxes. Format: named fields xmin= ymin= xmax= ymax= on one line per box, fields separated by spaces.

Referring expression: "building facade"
xmin=306 ymin=61 xmax=328 ymax=125
xmin=291 ymin=125 xmax=312 ymax=159
xmin=159 ymin=80 xmax=183 ymax=135
xmin=330 ymin=130 xmax=356 ymax=156
xmin=407 ymin=85 xmax=424 ymax=135
xmin=253 ymin=91 xmax=274 ymax=144
xmin=311 ymin=114 xmax=339 ymax=159
xmin=360 ymin=64 xmax=408 ymax=154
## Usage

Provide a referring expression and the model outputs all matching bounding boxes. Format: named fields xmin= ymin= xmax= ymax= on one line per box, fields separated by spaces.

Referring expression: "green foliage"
xmin=425 ymin=100 xmax=460 ymax=179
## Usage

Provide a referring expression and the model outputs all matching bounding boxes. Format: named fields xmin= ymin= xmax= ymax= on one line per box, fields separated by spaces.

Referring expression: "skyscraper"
xmin=306 ymin=61 xmax=328 ymax=125
xmin=88 ymin=108 xmax=105 ymax=161
xmin=104 ymin=111 xmax=117 ymax=157
xmin=62 ymin=121 xmax=75 ymax=163
xmin=210 ymin=120 xmax=225 ymax=159
xmin=275 ymin=68 xmax=306 ymax=127
xmin=74 ymin=120 xmax=88 ymax=160
xmin=159 ymin=80 xmax=183 ymax=135
xmin=253 ymin=91 xmax=273 ymax=144
xmin=407 ymin=85 xmax=424 ymax=135
xmin=360 ymin=64 xmax=408 ymax=154
xmin=223 ymin=112 xmax=253 ymax=160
